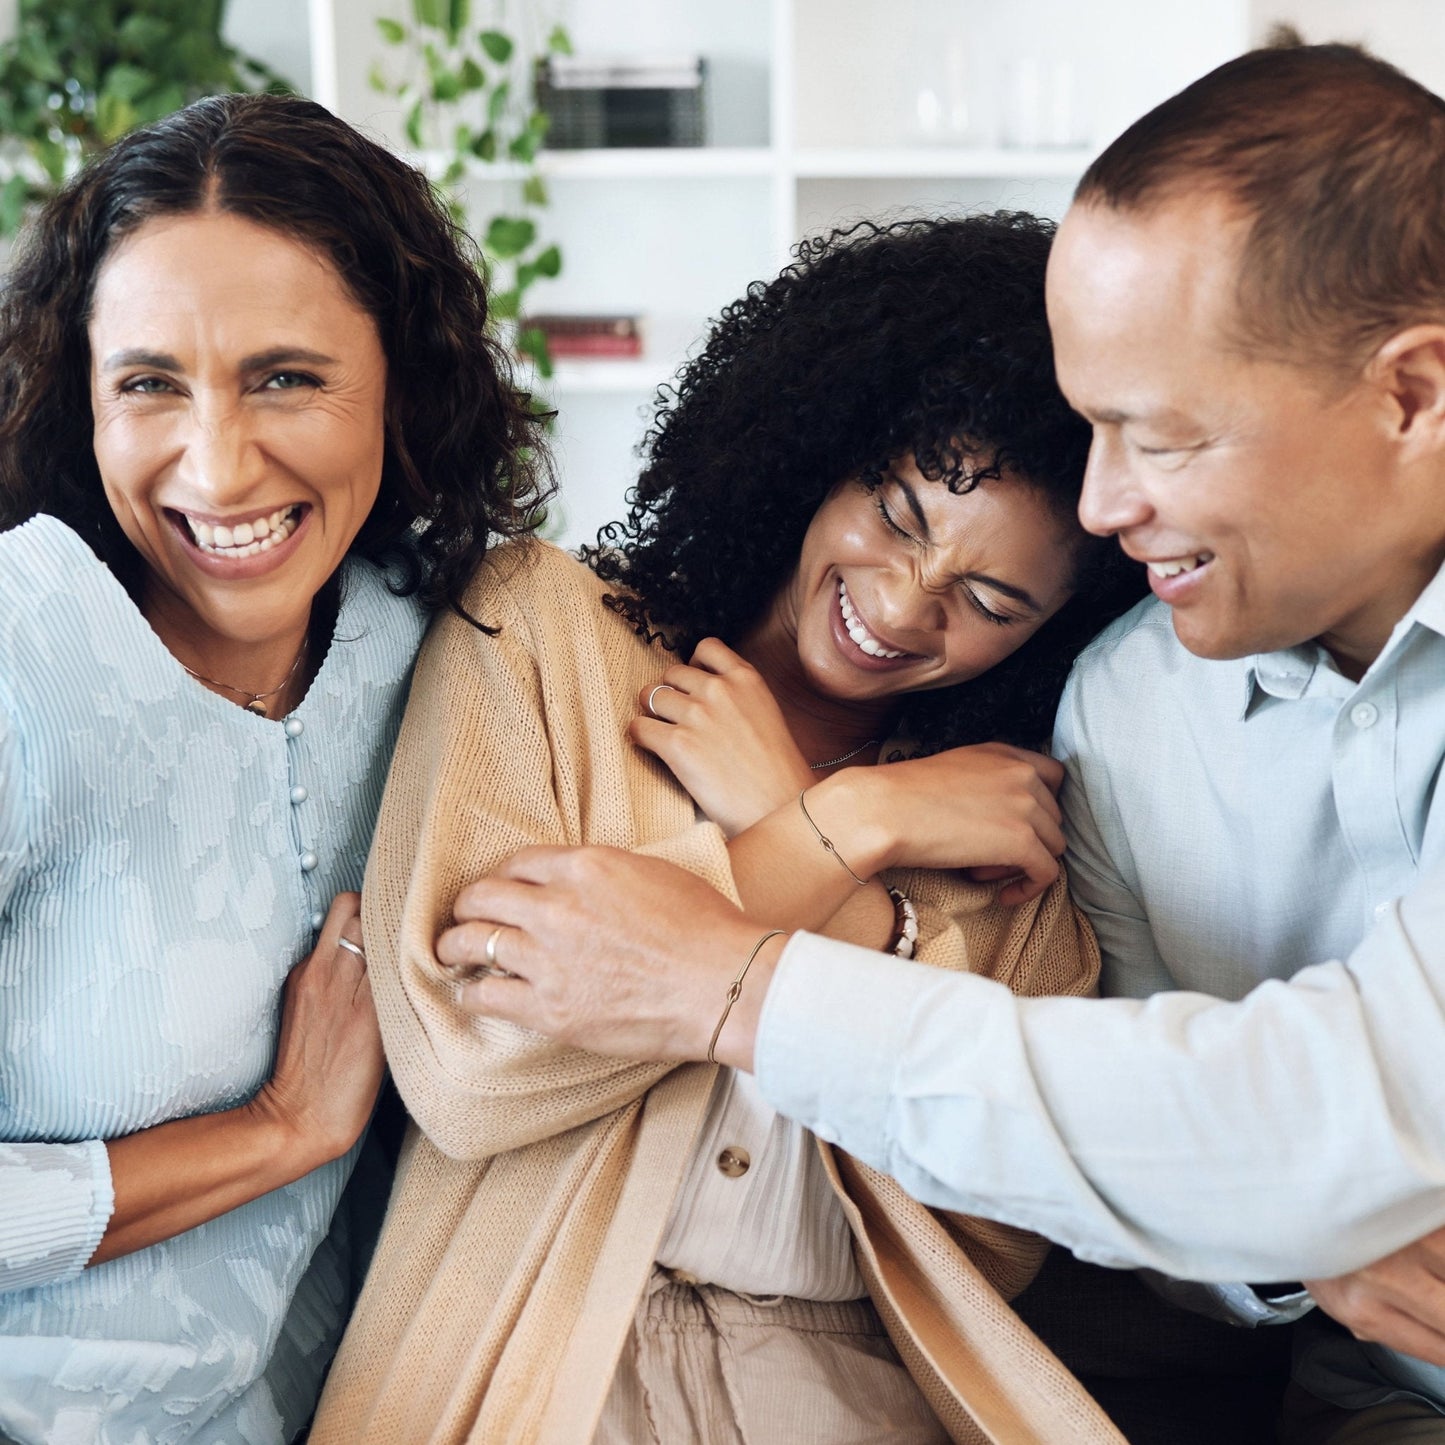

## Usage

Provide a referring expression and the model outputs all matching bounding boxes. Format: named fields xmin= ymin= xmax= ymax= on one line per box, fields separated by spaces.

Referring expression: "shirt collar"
xmin=1238 ymin=553 xmax=1445 ymax=719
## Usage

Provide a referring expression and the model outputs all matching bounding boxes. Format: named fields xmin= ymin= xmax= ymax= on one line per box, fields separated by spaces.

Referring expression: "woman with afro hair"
xmin=314 ymin=214 xmax=1145 ymax=1445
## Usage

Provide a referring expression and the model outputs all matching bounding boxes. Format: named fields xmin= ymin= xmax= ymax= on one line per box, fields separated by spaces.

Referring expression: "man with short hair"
xmin=445 ymin=42 xmax=1445 ymax=1443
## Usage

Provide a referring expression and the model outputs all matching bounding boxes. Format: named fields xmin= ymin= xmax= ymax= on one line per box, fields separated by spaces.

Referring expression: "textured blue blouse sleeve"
xmin=0 ymin=695 xmax=117 ymax=1294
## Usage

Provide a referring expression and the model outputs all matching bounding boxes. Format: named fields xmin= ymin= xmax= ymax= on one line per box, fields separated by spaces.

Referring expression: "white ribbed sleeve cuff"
xmin=0 ymin=1138 xmax=115 ymax=1294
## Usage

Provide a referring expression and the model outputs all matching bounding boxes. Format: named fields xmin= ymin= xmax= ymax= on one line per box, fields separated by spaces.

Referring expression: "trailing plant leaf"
xmin=370 ymin=6 xmax=569 ymax=384
xmin=479 ymin=31 xmax=513 ymax=64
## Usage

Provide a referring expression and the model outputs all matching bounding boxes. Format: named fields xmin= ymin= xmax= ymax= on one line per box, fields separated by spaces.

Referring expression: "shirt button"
xmin=290 ymin=785 xmax=308 ymax=805
xmin=310 ymin=910 xmax=326 ymax=930
xmin=299 ymin=850 xmax=318 ymax=872
xmin=716 ymin=1146 xmax=751 ymax=1178
xmin=284 ymin=717 xmax=304 ymax=738
xmin=1350 ymin=702 xmax=1379 ymax=729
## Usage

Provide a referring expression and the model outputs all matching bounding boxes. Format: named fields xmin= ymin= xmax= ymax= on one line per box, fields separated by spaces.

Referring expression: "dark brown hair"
xmin=0 ymin=92 xmax=552 ymax=614
xmin=1076 ymin=42 xmax=1445 ymax=371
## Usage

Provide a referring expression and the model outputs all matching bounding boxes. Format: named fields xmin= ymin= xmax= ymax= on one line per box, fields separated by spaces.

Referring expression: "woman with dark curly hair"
xmin=315 ymin=213 xmax=1142 ymax=1444
xmin=0 ymin=93 xmax=547 ymax=1443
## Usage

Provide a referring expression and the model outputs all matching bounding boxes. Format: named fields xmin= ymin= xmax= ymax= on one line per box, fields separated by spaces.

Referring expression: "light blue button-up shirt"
xmin=757 ymin=564 xmax=1445 ymax=1415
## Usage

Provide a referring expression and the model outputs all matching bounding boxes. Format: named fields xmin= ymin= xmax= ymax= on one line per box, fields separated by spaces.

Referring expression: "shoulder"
xmin=460 ymin=538 xmax=603 ymax=620
xmin=1058 ymin=594 xmax=1249 ymax=729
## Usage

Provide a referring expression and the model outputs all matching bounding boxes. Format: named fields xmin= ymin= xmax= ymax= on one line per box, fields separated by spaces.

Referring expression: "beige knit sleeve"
xmin=363 ymin=574 xmax=678 ymax=1163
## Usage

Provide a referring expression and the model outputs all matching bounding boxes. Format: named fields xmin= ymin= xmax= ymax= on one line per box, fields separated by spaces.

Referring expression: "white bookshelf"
xmin=296 ymin=0 xmax=1259 ymax=544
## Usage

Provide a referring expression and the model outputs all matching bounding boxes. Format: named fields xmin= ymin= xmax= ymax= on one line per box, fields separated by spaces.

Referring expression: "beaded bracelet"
xmin=886 ymin=886 xmax=919 ymax=958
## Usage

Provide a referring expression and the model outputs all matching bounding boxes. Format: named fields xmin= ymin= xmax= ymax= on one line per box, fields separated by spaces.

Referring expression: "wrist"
xmin=706 ymin=926 xmax=790 ymax=1072
xmin=241 ymin=1088 xmax=330 ymax=1179
xmin=805 ymin=770 xmax=895 ymax=876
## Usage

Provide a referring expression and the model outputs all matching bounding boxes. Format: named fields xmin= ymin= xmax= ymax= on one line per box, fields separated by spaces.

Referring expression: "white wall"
xmin=1250 ymin=0 xmax=1445 ymax=93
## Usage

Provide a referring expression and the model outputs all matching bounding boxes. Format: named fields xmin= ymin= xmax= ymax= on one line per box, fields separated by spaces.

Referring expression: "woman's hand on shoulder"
xmin=247 ymin=892 xmax=385 ymax=1170
xmin=808 ymin=742 xmax=1067 ymax=905
xmin=629 ymin=638 xmax=812 ymax=837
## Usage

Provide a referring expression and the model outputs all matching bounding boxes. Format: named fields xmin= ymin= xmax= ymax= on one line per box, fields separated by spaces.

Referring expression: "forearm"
xmin=725 ymin=781 xmax=895 ymax=947
xmin=757 ymin=895 xmax=1445 ymax=1283
xmin=93 ymin=1100 xmax=318 ymax=1266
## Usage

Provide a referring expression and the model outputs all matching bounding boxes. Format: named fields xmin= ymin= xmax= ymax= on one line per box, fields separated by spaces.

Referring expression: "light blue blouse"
xmin=0 ymin=515 xmax=426 ymax=1443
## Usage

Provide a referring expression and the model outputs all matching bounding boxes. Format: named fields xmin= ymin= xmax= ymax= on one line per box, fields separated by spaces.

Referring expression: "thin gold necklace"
xmin=180 ymin=640 xmax=308 ymax=717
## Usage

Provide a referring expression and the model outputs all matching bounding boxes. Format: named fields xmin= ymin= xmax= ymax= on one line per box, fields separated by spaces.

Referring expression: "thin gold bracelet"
xmin=707 ymin=929 xmax=787 ymax=1065
xmin=797 ymin=788 xmax=869 ymax=886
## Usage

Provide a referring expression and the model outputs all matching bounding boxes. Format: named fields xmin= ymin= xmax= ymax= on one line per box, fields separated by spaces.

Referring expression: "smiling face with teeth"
xmin=753 ymin=456 xmax=1078 ymax=718
xmin=1048 ymin=193 xmax=1445 ymax=676
xmin=88 ymin=208 xmax=387 ymax=685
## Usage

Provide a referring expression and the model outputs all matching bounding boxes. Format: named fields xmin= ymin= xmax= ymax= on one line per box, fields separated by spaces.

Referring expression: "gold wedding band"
xmin=336 ymin=936 xmax=367 ymax=963
xmin=646 ymin=683 xmax=675 ymax=718
xmin=475 ymin=924 xmax=519 ymax=980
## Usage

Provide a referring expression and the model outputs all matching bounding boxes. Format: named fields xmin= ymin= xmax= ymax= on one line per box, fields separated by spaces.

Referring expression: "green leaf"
xmin=488 ymin=81 xmax=510 ymax=125
xmin=412 ymin=0 xmax=445 ymax=28
xmin=368 ymin=62 xmax=390 ymax=93
xmin=459 ymin=58 xmax=485 ymax=91
xmin=508 ymin=130 xmax=539 ymax=164
xmin=404 ymin=97 xmax=425 ymax=148
xmin=490 ymin=287 xmax=521 ymax=321
xmin=471 ymin=128 xmax=496 ymax=162
xmin=447 ymin=0 xmax=471 ymax=42
xmin=432 ymin=70 xmax=461 ymax=102
xmin=516 ymin=261 xmax=538 ymax=290
xmin=441 ymin=158 xmax=465 ymax=186
xmin=485 ymin=215 xmax=536 ymax=259
xmin=517 ymin=327 xmax=553 ymax=377
xmin=479 ymin=30 xmax=513 ymax=64
xmin=101 ymin=63 xmax=150 ymax=104
xmin=521 ymin=174 xmax=548 ymax=207
xmin=534 ymin=244 xmax=561 ymax=278
xmin=0 ymin=174 xmax=31 ymax=236
xmin=547 ymin=25 xmax=574 ymax=56
xmin=376 ymin=17 xmax=406 ymax=43
xmin=94 ymin=91 xmax=139 ymax=144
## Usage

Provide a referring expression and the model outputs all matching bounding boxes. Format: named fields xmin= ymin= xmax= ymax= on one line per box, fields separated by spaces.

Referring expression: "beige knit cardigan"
xmin=312 ymin=541 xmax=1125 ymax=1445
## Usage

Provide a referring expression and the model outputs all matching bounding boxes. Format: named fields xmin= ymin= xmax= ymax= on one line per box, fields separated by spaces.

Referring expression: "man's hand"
xmin=1306 ymin=1224 xmax=1445 ymax=1367
xmin=437 ymin=846 xmax=788 ymax=1070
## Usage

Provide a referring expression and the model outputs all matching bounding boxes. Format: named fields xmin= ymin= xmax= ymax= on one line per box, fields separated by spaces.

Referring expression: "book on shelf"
xmin=526 ymin=314 xmax=644 ymax=360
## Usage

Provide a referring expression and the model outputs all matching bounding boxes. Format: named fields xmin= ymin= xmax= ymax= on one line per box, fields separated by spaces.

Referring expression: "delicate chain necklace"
xmin=180 ymin=640 xmax=308 ymax=718
xmin=808 ymin=737 xmax=879 ymax=770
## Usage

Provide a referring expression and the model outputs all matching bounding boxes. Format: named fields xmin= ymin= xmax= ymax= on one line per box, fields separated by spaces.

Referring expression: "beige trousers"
xmin=592 ymin=1268 xmax=951 ymax=1445
xmin=1280 ymin=1383 xmax=1445 ymax=1444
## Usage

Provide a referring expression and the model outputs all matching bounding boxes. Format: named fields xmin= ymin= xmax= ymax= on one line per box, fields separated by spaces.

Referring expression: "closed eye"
xmin=875 ymin=494 xmax=917 ymax=543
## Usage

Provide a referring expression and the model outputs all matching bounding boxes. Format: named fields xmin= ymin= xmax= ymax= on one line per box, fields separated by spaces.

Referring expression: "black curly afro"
xmin=585 ymin=213 xmax=1146 ymax=754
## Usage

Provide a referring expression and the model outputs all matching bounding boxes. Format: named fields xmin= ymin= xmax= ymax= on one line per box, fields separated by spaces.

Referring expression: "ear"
xmin=1370 ymin=325 xmax=1445 ymax=449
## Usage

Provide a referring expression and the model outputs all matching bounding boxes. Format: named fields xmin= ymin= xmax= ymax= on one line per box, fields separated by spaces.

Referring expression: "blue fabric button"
xmin=290 ymin=785 xmax=308 ymax=805
xmin=284 ymin=717 xmax=304 ymax=738
xmin=299 ymin=850 xmax=318 ymax=872
xmin=310 ymin=911 xmax=325 ymax=930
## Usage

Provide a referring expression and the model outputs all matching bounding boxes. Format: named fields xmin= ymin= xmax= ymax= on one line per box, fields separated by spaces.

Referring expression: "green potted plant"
xmin=0 ymin=0 xmax=285 ymax=234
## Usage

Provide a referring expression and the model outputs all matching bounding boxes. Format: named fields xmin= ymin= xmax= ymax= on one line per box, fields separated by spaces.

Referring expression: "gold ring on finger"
xmin=479 ymin=924 xmax=519 ymax=979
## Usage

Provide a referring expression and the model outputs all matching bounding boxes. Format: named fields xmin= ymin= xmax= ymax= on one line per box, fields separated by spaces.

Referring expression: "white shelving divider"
xmin=306 ymin=0 xmax=1254 ymax=546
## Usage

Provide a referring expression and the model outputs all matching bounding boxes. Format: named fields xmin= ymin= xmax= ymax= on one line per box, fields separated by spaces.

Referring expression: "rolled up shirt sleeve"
xmin=0 ymin=1139 xmax=115 ymax=1294
xmin=756 ymin=872 xmax=1445 ymax=1284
